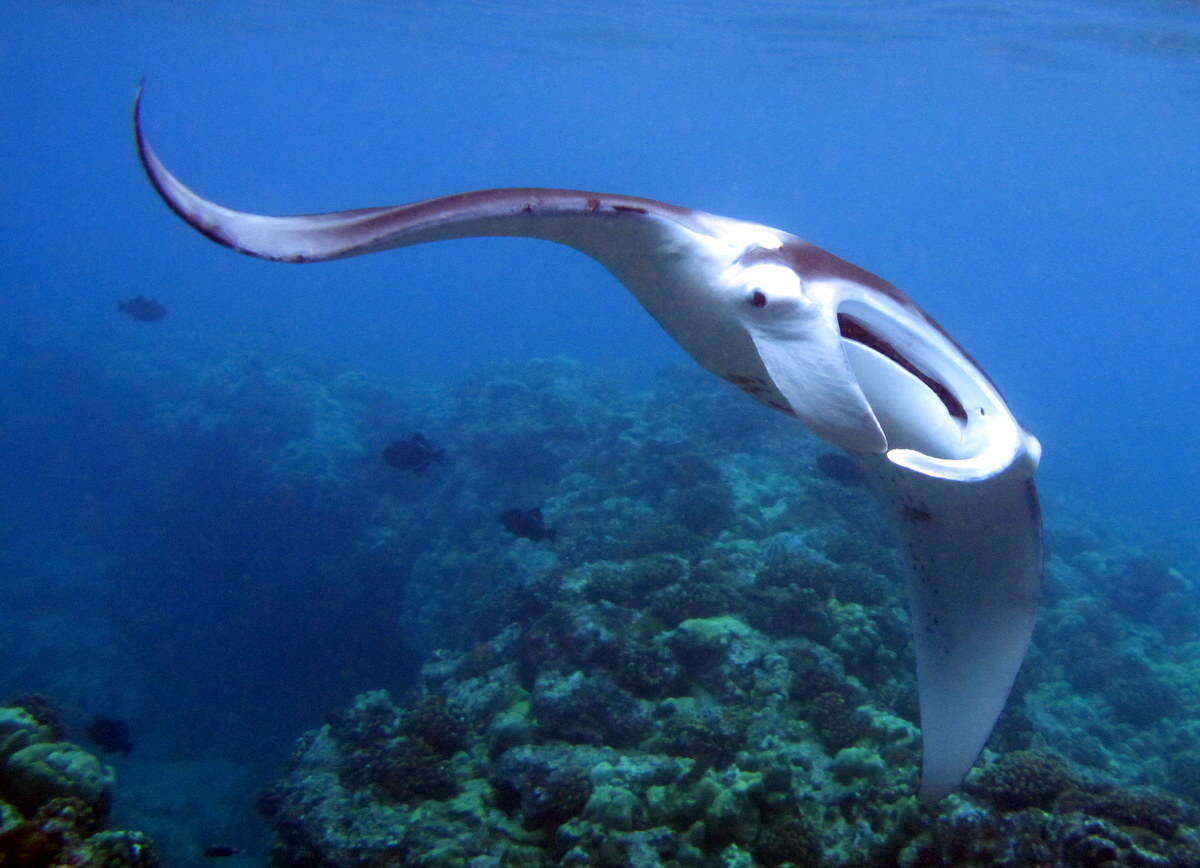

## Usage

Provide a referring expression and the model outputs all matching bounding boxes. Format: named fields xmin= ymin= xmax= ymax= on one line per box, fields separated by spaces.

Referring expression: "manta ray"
xmin=132 ymin=88 xmax=1041 ymax=801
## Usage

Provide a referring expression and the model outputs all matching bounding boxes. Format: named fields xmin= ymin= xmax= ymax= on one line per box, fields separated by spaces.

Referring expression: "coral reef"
xmin=13 ymin=338 xmax=1198 ymax=864
xmin=0 ymin=704 xmax=159 ymax=867
xmin=244 ymin=358 xmax=1200 ymax=866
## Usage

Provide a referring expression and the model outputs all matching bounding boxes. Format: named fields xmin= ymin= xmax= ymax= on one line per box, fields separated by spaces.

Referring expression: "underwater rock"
xmin=494 ymin=744 xmax=599 ymax=831
xmin=532 ymin=671 xmax=652 ymax=747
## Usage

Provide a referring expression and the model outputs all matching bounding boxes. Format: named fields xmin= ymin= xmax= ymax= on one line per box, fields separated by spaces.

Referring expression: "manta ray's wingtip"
xmin=131 ymin=79 xmax=153 ymax=179
xmin=132 ymin=78 xmax=146 ymax=125
xmin=129 ymin=83 xmax=254 ymax=259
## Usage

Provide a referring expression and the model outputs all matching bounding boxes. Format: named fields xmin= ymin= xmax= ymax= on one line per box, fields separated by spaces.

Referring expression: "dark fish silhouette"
xmin=202 ymin=845 xmax=243 ymax=858
xmin=816 ymin=451 xmax=862 ymax=487
xmin=500 ymin=507 xmax=556 ymax=542
xmin=118 ymin=295 xmax=167 ymax=321
xmin=84 ymin=714 xmax=133 ymax=755
xmin=382 ymin=433 xmax=444 ymax=475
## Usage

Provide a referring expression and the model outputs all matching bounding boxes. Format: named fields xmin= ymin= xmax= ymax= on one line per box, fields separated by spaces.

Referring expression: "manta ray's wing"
xmin=860 ymin=453 xmax=1042 ymax=802
xmin=134 ymin=88 xmax=707 ymax=265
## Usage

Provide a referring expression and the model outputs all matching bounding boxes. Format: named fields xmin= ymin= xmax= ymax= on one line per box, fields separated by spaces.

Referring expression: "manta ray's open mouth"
xmin=837 ymin=312 xmax=966 ymax=422
xmin=835 ymin=301 xmax=987 ymax=461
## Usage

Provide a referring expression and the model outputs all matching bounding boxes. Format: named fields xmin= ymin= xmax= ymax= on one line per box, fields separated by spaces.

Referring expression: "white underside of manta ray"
xmin=132 ymin=87 xmax=1042 ymax=802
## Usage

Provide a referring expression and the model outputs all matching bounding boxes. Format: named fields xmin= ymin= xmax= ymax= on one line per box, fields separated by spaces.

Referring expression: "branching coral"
xmin=804 ymin=691 xmax=866 ymax=753
xmin=753 ymin=815 xmax=823 ymax=868
xmin=968 ymin=750 xmax=1073 ymax=811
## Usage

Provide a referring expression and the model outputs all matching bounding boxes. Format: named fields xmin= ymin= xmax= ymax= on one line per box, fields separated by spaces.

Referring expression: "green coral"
xmin=2 ymin=742 xmax=114 ymax=818
xmin=830 ymin=746 xmax=886 ymax=784
xmin=0 ymin=709 xmax=53 ymax=765
xmin=0 ymin=698 xmax=64 ymax=744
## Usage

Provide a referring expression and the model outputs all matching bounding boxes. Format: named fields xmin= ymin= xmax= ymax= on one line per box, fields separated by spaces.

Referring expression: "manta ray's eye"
xmin=750 ymin=290 xmax=767 ymax=308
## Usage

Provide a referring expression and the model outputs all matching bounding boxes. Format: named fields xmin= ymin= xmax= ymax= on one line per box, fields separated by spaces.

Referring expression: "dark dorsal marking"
xmin=837 ymin=313 xmax=967 ymax=422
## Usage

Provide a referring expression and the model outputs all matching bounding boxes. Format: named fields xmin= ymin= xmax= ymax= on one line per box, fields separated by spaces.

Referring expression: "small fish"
xmin=815 ymin=451 xmax=862 ymax=487
xmin=84 ymin=714 xmax=133 ymax=755
xmin=202 ymin=845 xmax=243 ymax=858
xmin=500 ymin=507 xmax=556 ymax=542
xmin=382 ymin=433 xmax=444 ymax=475
xmin=117 ymin=295 xmax=167 ymax=321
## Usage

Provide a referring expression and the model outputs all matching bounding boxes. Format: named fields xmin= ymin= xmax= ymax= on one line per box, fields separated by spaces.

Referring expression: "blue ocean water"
xmin=1 ymin=1 xmax=1199 ymax=865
